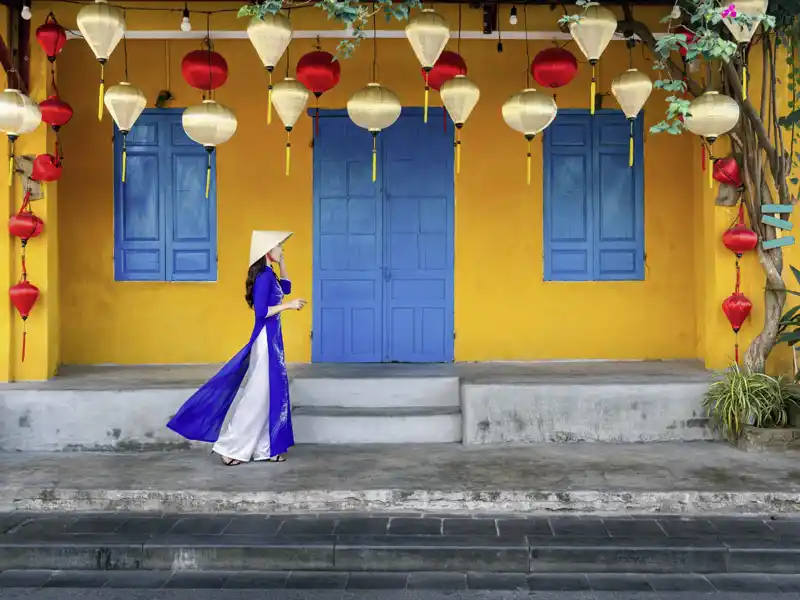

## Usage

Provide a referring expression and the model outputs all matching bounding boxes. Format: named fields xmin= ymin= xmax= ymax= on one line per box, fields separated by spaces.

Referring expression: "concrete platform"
xmin=1 ymin=442 xmax=799 ymax=515
xmin=0 ymin=361 xmax=711 ymax=451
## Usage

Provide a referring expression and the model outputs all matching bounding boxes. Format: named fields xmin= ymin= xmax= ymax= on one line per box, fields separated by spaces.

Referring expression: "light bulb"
xmin=21 ymin=2 xmax=31 ymax=20
xmin=671 ymin=4 xmax=681 ymax=19
xmin=509 ymin=6 xmax=518 ymax=25
xmin=180 ymin=7 xmax=191 ymax=32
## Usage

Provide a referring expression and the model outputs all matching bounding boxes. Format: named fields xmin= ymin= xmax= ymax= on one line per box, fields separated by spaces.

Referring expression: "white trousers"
xmin=212 ymin=327 xmax=276 ymax=462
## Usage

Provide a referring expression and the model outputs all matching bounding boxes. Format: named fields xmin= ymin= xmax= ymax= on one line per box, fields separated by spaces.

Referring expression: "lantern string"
xmin=372 ymin=3 xmax=378 ymax=82
xmin=457 ymin=4 xmax=462 ymax=54
xmin=123 ymin=17 xmax=129 ymax=82
xmin=206 ymin=13 xmax=213 ymax=100
xmin=21 ymin=320 xmax=27 ymax=363
xmin=523 ymin=5 xmax=531 ymax=88
xmin=286 ymin=9 xmax=291 ymax=78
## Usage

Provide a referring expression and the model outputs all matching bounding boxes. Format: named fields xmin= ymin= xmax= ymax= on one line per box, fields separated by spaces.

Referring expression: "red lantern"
xmin=713 ymin=157 xmax=743 ymax=188
xmin=36 ymin=14 xmax=67 ymax=62
xmin=531 ymin=47 xmax=578 ymax=89
xmin=31 ymin=154 xmax=62 ymax=183
xmin=296 ymin=50 xmax=341 ymax=95
xmin=39 ymin=96 xmax=73 ymax=131
xmin=723 ymin=204 xmax=758 ymax=256
xmin=181 ymin=50 xmax=229 ymax=91
xmin=9 ymin=280 xmax=40 ymax=362
xmin=722 ymin=292 xmax=752 ymax=332
xmin=9 ymin=212 xmax=43 ymax=241
xmin=676 ymin=26 xmax=695 ymax=59
xmin=422 ymin=51 xmax=467 ymax=92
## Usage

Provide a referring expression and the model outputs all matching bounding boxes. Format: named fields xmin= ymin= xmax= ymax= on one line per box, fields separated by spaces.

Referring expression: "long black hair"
xmin=245 ymin=256 xmax=268 ymax=309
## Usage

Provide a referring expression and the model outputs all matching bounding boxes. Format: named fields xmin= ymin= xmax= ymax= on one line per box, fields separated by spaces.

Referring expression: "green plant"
xmin=777 ymin=266 xmax=800 ymax=376
xmin=703 ymin=363 xmax=800 ymax=441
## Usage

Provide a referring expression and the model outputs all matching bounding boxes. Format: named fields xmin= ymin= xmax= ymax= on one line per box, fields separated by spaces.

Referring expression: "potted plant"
xmin=703 ymin=363 xmax=800 ymax=450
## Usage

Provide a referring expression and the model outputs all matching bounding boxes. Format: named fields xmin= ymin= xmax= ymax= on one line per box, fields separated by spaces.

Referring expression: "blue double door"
xmin=313 ymin=108 xmax=455 ymax=363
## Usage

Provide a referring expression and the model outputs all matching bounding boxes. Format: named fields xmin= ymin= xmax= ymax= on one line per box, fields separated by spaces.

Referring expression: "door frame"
xmin=310 ymin=107 xmax=456 ymax=363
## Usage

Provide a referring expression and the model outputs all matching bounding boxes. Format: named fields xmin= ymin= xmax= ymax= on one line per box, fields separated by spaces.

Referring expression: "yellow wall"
xmin=45 ymin=3 xmax=703 ymax=368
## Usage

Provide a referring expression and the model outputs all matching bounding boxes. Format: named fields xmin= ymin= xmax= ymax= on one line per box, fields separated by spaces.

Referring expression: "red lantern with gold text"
xmin=31 ymin=154 xmax=62 ymax=183
xmin=181 ymin=49 xmax=229 ymax=91
xmin=296 ymin=50 xmax=341 ymax=137
xmin=9 ymin=279 xmax=39 ymax=362
xmin=531 ymin=47 xmax=578 ymax=90
xmin=40 ymin=96 xmax=73 ymax=132
xmin=714 ymin=156 xmax=743 ymax=189
xmin=36 ymin=13 xmax=67 ymax=62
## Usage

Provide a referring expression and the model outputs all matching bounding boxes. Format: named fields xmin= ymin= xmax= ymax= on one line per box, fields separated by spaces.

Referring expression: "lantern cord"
xmin=523 ymin=5 xmax=531 ymax=87
xmin=741 ymin=47 xmax=747 ymax=101
xmin=285 ymin=130 xmax=291 ymax=176
xmin=206 ymin=14 xmax=214 ymax=101
xmin=457 ymin=4 xmax=462 ymax=54
xmin=734 ymin=334 xmax=739 ymax=364
xmin=590 ymin=62 xmax=596 ymax=115
xmin=7 ymin=138 xmax=14 ymax=187
xmin=21 ymin=320 xmax=27 ymax=363
xmin=707 ymin=141 xmax=714 ymax=189
xmin=123 ymin=27 xmax=129 ymax=82
xmin=165 ymin=40 xmax=170 ymax=91
xmin=371 ymin=133 xmax=377 ymax=183
xmin=526 ymin=138 xmax=532 ymax=186
xmin=122 ymin=135 xmax=128 ymax=183
xmin=628 ymin=120 xmax=634 ymax=167
xmin=286 ymin=11 xmax=292 ymax=78
xmin=267 ymin=70 xmax=273 ymax=125
xmin=98 ymin=63 xmax=104 ymax=121
xmin=372 ymin=3 xmax=378 ymax=82
xmin=456 ymin=128 xmax=462 ymax=174
xmin=315 ymin=99 xmax=320 ymax=137
xmin=205 ymin=150 xmax=212 ymax=198
xmin=424 ymin=71 xmax=430 ymax=123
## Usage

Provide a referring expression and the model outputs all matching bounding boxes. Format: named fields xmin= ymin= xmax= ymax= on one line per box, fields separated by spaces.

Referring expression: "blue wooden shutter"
xmin=592 ymin=112 xmax=645 ymax=281
xmin=543 ymin=114 xmax=594 ymax=281
xmin=166 ymin=119 xmax=218 ymax=282
xmin=114 ymin=116 xmax=166 ymax=281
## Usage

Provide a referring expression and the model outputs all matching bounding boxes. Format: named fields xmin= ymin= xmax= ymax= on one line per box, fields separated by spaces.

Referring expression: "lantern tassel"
xmin=315 ymin=99 xmax=320 ymax=138
xmin=526 ymin=138 xmax=532 ymax=186
xmin=205 ymin=150 xmax=211 ymax=199
xmin=98 ymin=63 xmax=105 ymax=121
xmin=708 ymin=146 xmax=713 ymax=189
xmin=7 ymin=138 xmax=14 ymax=187
xmin=628 ymin=121 xmax=634 ymax=168
xmin=267 ymin=70 xmax=273 ymax=125
xmin=285 ymin=131 xmax=291 ymax=177
xmin=456 ymin=129 xmax=462 ymax=175
xmin=121 ymin=136 xmax=127 ymax=184
xmin=734 ymin=333 xmax=739 ymax=364
xmin=590 ymin=63 xmax=597 ymax=116
xmin=742 ymin=62 xmax=747 ymax=101
xmin=372 ymin=135 xmax=377 ymax=183
xmin=21 ymin=319 xmax=27 ymax=363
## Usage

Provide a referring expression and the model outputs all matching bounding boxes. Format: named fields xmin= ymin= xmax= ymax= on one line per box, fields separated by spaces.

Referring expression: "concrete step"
xmin=2 ymin=513 xmax=800 ymax=574
xmin=292 ymin=406 xmax=462 ymax=444
xmin=290 ymin=376 xmax=460 ymax=409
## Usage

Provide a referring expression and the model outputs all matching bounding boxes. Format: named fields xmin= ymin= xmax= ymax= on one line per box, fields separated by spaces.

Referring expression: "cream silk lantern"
xmin=568 ymin=5 xmax=617 ymax=115
xmin=721 ymin=0 xmax=767 ymax=100
xmin=684 ymin=91 xmax=740 ymax=188
xmin=247 ymin=13 xmax=292 ymax=126
xmin=405 ymin=8 xmax=450 ymax=123
xmin=0 ymin=89 xmax=41 ymax=186
xmin=440 ymin=74 xmax=480 ymax=174
xmin=271 ymin=77 xmax=309 ymax=176
xmin=104 ymin=82 xmax=146 ymax=183
xmin=502 ymin=88 xmax=557 ymax=185
xmin=610 ymin=69 xmax=652 ymax=167
xmin=77 ymin=0 xmax=126 ymax=121
xmin=347 ymin=83 xmax=402 ymax=182
xmin=182 ymin=100 xmax=238 ymax=198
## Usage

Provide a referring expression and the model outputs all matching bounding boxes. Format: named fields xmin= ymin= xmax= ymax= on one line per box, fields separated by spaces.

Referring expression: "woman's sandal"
xmin=217 ymin=453 xmax=242 ymax=466
xmin=264 ymin=455 xmax=286 ymax=463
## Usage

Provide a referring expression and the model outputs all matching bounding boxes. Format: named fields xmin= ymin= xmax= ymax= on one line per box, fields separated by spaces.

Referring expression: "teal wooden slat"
xmin=762 ymin=204 xmax=794 ymax=213
xmin=761 ymin=215 xmax=793 ymax=230
xmin=763 ymin=236 xmax=795 ymax=249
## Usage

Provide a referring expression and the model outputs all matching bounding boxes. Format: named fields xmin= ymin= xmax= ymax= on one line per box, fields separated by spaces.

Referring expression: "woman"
xmin=167 ymin=230 xmax=306 ymax=465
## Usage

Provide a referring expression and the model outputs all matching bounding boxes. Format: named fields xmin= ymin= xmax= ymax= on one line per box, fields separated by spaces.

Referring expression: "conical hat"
xmin=249 ymin=230 xmax=293 ymax=267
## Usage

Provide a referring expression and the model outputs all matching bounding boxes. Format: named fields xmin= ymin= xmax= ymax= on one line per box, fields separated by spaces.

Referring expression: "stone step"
xmin=290 ymin=376 xmax=460 ymax=409
xmin=292 ymin=406 xmax=462 ymax=444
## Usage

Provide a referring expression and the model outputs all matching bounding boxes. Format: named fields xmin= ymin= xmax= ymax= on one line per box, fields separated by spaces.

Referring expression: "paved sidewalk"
xmin=2 ymin=443 xmax=800 ymax=514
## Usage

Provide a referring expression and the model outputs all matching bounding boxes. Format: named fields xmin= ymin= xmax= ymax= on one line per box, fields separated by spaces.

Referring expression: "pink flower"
xmin=722 ymin=5 xmax=737 ymax=17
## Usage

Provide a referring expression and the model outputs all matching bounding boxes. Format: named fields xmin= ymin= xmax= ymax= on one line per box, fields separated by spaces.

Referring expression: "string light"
xmin=21 ymin=0 xmax=31 ymax=20
xmin=509 ymin=6 xmax=517 ymax=25
xmin=180 ymin=3 xmax=191 ymax=32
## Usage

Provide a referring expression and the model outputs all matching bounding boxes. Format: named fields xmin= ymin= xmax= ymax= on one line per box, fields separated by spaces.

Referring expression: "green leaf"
xmin=792 ymin=265 xmax=800 ymax=287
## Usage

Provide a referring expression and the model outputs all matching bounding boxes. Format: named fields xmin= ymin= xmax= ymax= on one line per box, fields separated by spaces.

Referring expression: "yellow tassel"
xmin=267 ymin=71 xmax=273 ymax=125
xmin=456 ymin=141 xmax=461 ymax=175
xmin=742 ymin=64 xmax=747 ymax=101
xmin=526 ymin=139 xmax=532 ymax=186
xmin=7 ymin=150 xmax=13 ymax=187
xmin=590 ymin=64 xmax=596 ymax=116
xmin=122 ymin=148 xmax=127 ymax=183
xmin=629 ymin=136 xmax=634 ymax=168
xmin=98 ymin=65 xmax=104 ymax=121
xmin=285 ymin=133 xmax=291 ymax=177
xmin=424 ymin=76 xmax=430 ymax=123
xmin=708 ymin=154 xmax=713 ymax=189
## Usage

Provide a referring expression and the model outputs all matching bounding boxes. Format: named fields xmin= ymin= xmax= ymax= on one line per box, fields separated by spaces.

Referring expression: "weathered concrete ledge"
xmin=738 ymin=426 xmax=800 ymax=453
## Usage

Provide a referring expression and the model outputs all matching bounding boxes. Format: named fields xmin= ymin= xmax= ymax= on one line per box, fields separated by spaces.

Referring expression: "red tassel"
xmin=735 ymin=335 xmax=739 ymax=364
xmin=21 ymin=319 xmax=27 ymax=362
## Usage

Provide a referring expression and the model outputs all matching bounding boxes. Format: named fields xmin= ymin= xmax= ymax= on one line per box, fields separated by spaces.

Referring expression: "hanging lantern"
xmin=723 ymin=204 xmax=758 ymax=257
xmin=440 ymin=75 xmax=479 ymax=174
xmin=675 ymin=26 xmax=695 ymax=60
xmin=271 ymin=77 xmax=309 ymax=176
xmin=713 ymin=156 xmax=743 ymax=188
xmin=684 ymin=91 xmax=740 ymax=188
xmin=0 ymin=89 xmax=41 ymax=187
xmin=9 ymin=212 xmax=43 ymax=241
xmin=531 ymin=47 xmax=578 ymax=90
xmin=425 ymin=50 xmax=466 ymax=91
xmin=181 ymin=49 xmax=229 ymax=91
xmin=347 ymin=82 xmax=402 ymax=183
xmin=722 ymin=291 xmax=752 ymax=332
xmin=9 ymin=279 xmax=40 ymax=362
xmin=39 ymin=96 xmax=72 ymax=131
xmin=36 ymin=13 xmax=67 ymax=62
xmin=722 ymin=0 xmax=767 ymax=100
xmin=31 ymin=154 xmax=62 ymax=183
xmin=502 ymin=88 xmax=557 ymax=185
xmin=76 ymin=0 xmax=126 ymax=122
xmin=104 ymin=82 xmax=146 ymax=184
xmin=247 ymin=13 xmax=292 ymax=126
xmin=182 ymin=100 xmax=237 ymax=198
xmin=296 ymin=50 xmax=341 ymax=137
xmin=406 ymin=8 xmax=450 ymax=123
xmin=568 ymin=5 xmax=617 ymax=115
xmin=611 ymin=69 xmax=652 ymax=167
